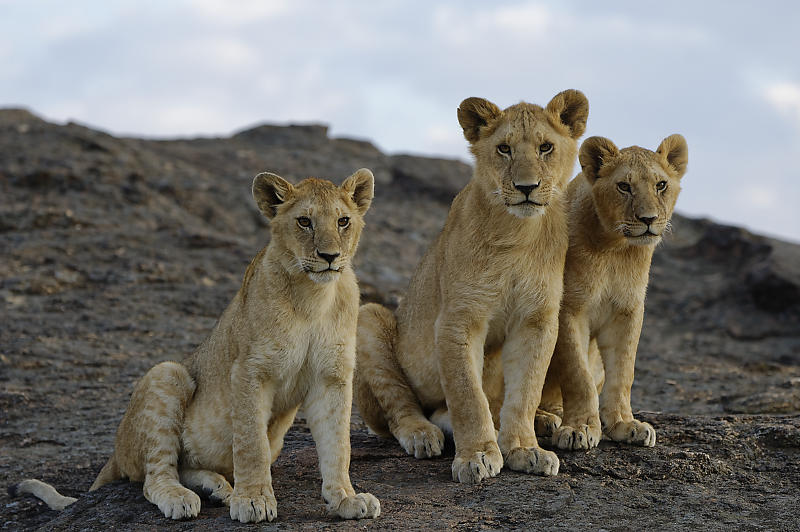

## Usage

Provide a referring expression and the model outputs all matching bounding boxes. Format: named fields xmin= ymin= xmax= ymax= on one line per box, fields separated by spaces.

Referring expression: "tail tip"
xmin=8 ymin=482 xmax=20 ymax=498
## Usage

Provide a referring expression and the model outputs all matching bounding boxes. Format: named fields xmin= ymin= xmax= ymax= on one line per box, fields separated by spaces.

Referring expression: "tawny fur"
xmin=535 ymin=134 xmax=689 ymax=450
xmin=355 ymin=90 xmax=589 ymax=484
xmin=13 ymin=169 xmax=381 ymax=523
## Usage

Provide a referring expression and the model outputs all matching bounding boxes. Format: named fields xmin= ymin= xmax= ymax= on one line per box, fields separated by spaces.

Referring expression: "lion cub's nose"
xmin=637 ymin=215 xmax=657 ymax=225
xmin=317 ymin=251 xmax=340 ymax=264
xmin=513 ymin=182 xmax=540 ymax=197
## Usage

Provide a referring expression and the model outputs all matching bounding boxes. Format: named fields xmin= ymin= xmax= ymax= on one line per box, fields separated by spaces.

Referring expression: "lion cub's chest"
xmin=252 ymin=317 xmax=345 ymax=412
xmin=582 ymin=253 xmax=650 ymax=333
xmin=484 ymin=253 xmax=560 ymax=349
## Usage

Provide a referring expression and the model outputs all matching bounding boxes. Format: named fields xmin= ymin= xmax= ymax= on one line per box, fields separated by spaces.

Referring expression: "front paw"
xmin=394 ymin=421 xmax=445 ymax=459
xmin=451 ymin=443 xmax=503 ymax=484
xmin=153 ymin=488 xmax=201 ymax=520
xmin=229 ymin=488 xmax=277 ymax=523
xmin=332 ymin=492 xmax=381 ymax=519
xmin=534 ymin=408 xmax=562 ymax=437
xmin=553 ymin=422 xmax=601 ymax=451
xmin=504 ymin=446 xmax=559 ymax=476
xmin=605 ymin=419 xmax=656 ymax=447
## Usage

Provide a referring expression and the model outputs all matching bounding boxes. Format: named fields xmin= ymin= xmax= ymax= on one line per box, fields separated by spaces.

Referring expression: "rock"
xmin=1 ymin=109 xmax=799 ymax=530
xmin=232 ymin=123 xmax=330 ymax=149
xmin=389 ymin=154 xmax=473 ymax=201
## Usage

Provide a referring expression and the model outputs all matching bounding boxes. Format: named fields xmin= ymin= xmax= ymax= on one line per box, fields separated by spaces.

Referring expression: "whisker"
xmin=614 ymin=222 xmax=630 ymax=236
xmin=293 ymin=257 xmax=308 ymax=274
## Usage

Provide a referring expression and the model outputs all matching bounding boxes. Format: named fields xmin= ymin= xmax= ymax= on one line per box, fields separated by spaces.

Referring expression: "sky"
xmin=2 ymin=0 xmax=799 ymax=243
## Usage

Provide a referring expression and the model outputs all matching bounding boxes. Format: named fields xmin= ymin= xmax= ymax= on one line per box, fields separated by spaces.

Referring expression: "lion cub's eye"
xmin=337 ymin=216 xmax=350 ymax=228
xmin=617 ymin=182 xmax=631 ymax=193
xmin=297 ymin=216 xmax=312 ymax=228
xmin=539 ymin=142 xmax=553 ymax=154
xmin=497 ymin=144 xmax=511 ymax=155
xmin=656 ymin=180 xmax=668 ymax=191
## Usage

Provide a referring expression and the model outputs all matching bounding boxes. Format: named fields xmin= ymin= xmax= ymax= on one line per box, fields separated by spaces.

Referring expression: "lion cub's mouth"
xmin=627 ymin=230 xmax=662 ymax=245
xmin=306 ymin=267 xmax=342 ymax=284
xmin=506 ymin=200 xmax=548 ymax=219
xmin=307 ymin=266 xmax=340 ymax=274
xmin=515 ymin=199 xmax=547 ymax=207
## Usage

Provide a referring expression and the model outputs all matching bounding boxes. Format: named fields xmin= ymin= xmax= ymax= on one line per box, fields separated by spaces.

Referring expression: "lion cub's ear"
xmin=252 ymin=172 xmax=294 ymax=219
xmin=457 ymin=97 xmax=502 ymax=143
xmin=579 ymin=136 xmax=619 ymax=183
xmin=656 ymin=134 xmax=688 ymax=178
xmin=546 ymin=89 xmax=589 ymax=140
xmin=341 ymin=168 xmax=375 ymax=216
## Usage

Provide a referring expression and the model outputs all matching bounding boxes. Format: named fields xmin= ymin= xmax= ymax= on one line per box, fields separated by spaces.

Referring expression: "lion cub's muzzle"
xmin=303 ymin=250 xmax=347 ymax=282
xmin=506 ymin=180 xmax=550 ymax=217
xmin=625 ymin=217 xmax=668 ymax=245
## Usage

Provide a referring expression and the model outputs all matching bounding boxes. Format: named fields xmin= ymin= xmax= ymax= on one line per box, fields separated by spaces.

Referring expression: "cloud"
xmin=492 ymin=3 xmax=552 ymax=33
xmin=432 ymin=3 xmax=554 ymax=47
xmin=764 ymin=81 xmax=800 ymax=126
xmin=737 ymin=184 xmax=778 ymax=210
xmin=176 ymin=37 xmax=260 ymax=72
xmin=186 ymin=0 xmax=293 ymax=25
xmin=2 ymin=1 xmax=800 ymax=242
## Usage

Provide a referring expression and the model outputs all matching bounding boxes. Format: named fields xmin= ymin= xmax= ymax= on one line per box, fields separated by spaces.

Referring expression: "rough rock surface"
xmin=1 ymin=109 xmax=798 ymax=530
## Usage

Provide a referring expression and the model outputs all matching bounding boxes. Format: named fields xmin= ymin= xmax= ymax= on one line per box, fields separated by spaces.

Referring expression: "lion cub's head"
xmin=457 ymin=90 xmax=589 ymax=218
xmin=579 ymin=134 xmax=688 ymax=246
xmin=252 ymin=168 xmax=374 ymax=283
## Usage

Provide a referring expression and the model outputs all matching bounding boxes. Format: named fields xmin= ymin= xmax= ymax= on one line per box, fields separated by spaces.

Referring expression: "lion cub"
xmin=355 ymin=90 xmax=589 ymax=483
xmin=13 ymin=169 xmax=380 ymax=523
xmin=537 ymin=135 xmax=688 ymax=450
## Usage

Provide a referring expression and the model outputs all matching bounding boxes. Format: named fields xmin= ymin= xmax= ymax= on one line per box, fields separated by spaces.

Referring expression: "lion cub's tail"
xmin=9 ymin=453 xmax=121 ymax=511
xmin=8 ymin=479 xmax=77 ymax=511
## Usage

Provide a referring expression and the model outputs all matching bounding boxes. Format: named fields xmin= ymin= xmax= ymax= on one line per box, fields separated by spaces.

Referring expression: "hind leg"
xmin=483 ymin=348 xmax=504 ymax=431
xmin=114 ymin=361 xmax=201 ymax=519
xmin=180 ymin=469 xmax=233 ymax=506
xmin=268 ymin=406 xmax=300 ymax=462
xmin=551 ymin=315 xmax=602 ymax=451
xmin=356 ymin=303 xmax=444 ymax=459
xmin=535 ymin=364 xmax=563 ymax=437
xmin=354 ymin=365 xmax=391 ymax=437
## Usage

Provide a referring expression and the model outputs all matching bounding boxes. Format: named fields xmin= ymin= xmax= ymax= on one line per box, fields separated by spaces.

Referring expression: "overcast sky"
xmin=3 ymin=0 xmax=799 ymax=243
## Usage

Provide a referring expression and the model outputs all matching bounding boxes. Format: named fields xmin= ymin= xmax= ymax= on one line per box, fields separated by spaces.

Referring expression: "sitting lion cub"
xmin=13 ymin=169 xmax=380 ymax=523
xmin=537 ymin=135 xmax=688 ymax=450
xmin=356 ymin=90 xmax=589 ymax=483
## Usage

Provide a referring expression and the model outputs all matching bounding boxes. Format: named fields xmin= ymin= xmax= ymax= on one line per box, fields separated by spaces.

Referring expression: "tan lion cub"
xmin=13 ymin=169 xmax=380 ymax=523
xmin=356 ymin=90 xmax=589 ymax=484
xmin=538 ymin=135 xmax=688 ymax=450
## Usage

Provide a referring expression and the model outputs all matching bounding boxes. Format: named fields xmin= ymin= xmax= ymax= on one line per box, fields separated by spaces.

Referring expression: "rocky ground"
xmin=1 ymin=109 xmax=798 ymax=530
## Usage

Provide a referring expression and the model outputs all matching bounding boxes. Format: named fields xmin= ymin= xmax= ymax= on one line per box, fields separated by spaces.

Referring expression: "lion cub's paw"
xmin=203 ymin=480 xmax=233 ymax=506
xmin=534 ymin=409 xmax=562 ymax=437
xmin=451 ymin=445 xmax=503 ymax=484
xmin=605 ymin=419 xmax=656 ymax=447
xmin=504 ymin=447 xmax=560 ymax=476
xmin=229 ymin=489 xmax=277 ymax=523
xmin=553 ymin=423 xmax=602 ymax=451
xmin=191 ymin=476 xmax=233 ymax=506
xmin=155 ymin=487 xmax=201 ymax=520
xmin=332 ymin=492 xmax=381 ymax=519
xmin=395 ymin=421 xmax=445 ymax=459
